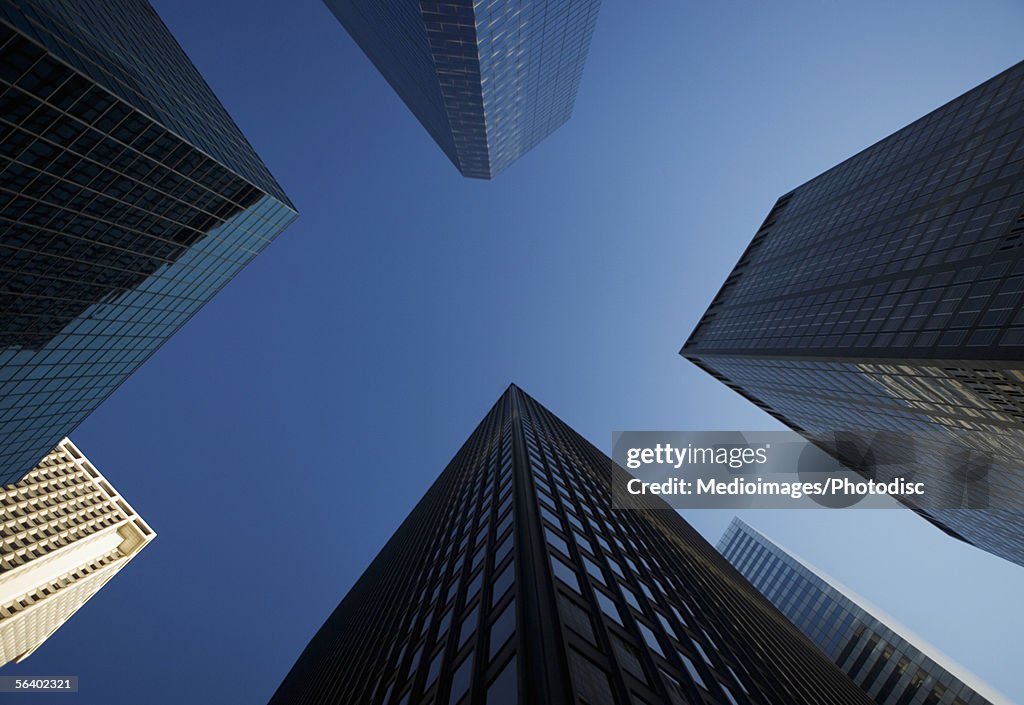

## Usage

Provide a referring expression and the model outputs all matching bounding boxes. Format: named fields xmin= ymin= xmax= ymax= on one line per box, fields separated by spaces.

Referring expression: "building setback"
xmin=0 ymin=0 xmax=297 ymax=483
xmin=322 ymin=0 xmax=602 ymax=179
xmin=718 ymin=518 xmax=1008 ymax=705
xmin=268 ymin=385 xmax=873 ymax=705
xmin=682 ymin=61 xmax=1024 ymax=567
xmin=0 ymin=437 xmax=154 ymax=666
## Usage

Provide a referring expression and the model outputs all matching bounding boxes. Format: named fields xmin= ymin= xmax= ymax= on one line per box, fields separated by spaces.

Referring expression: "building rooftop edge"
xmin=719 ymin=517 xmax=1013 ymax=705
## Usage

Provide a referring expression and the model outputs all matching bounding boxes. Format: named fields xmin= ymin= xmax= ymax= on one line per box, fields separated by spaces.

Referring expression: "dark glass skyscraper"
xmin=323 ymin=0 xmax=602 ymax=179
xmin=0 ymin=0 xmax=297 ymax=482
xmin=269 ymin=385 xmax=873 ymax=705
xmin=682 ymin=61 xmax=1024 ymax=567
xmin=718 ymin=519 xmax=1006 ymax=705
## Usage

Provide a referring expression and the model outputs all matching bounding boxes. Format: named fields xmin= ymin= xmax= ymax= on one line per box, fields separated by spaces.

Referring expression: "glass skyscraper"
xmin=682 ymin=61 xmax=1024 ymax=567
xmin=269 ymin=385 xmax=873 ymax=705
xmin=718 ymin=519 xmax=1008 ymax=705
xmin=322 ymin=0 xmax=602 ymax=179
xmin=0 ymin=0 xmax=297 ymax=483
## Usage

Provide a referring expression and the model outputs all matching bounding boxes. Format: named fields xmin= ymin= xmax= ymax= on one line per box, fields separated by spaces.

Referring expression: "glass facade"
xmin=322 ymin=0 xmax=602 ymax=179
xmin=269 ymin=385 xmax=874 ymax=705
xmin=718 ymin=519 xmax=1005 ymax=705
xmin=0 ymin=0 xmax=297 ymax=482
xmin=683 ymin=61 xmax=1024 ymax=567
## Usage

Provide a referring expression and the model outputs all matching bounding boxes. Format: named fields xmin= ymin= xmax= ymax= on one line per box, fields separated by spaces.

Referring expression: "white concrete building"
xmin=0 ymin=438 xmax=153 ymax=665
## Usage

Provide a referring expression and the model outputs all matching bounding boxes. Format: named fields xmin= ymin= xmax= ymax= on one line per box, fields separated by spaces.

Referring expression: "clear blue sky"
xmin=5 ymin=1 xmax=1024 ymax=703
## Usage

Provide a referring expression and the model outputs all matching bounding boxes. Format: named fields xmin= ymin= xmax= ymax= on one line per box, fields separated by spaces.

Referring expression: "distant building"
xmin=323 ymin=0 xmax=602 ymax=178
xmin=0 ymin=0 xmax=297 ymax=482
xmin=683 ymin=61 xmax=1024 ymax=567
xmin=0 ymin=438 xmax=154 ymax=665
xmin=269 ymin=385 xmax=873 ymax=705
xmin=718 ymin=518 xmax=1008 ymax=705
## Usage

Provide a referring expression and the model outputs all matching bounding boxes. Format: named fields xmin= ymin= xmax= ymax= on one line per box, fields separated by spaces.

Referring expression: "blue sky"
xmin=5 ymin=1 xmax=1024 ymax=703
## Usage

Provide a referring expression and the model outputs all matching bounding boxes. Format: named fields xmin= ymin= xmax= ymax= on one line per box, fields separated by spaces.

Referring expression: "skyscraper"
xmin=268 ymin=385 xmax=873 ymax=705
xmin=0 ymin=0 xmax=297 ymax=483
xmin=718 ymin=519 xmax=1007 ymax=705
xmin=323 ymin=0 xmax=602 ymax=179
xmin=0 ymin=437 xmax=154 ymax=666
xmin=682 ymin=61 xmax=1024 ymax=567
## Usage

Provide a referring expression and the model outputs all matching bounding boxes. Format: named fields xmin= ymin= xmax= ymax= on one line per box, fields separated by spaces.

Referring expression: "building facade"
xmin=682 ymin=61 xmax=1024 ymax=567
xmin=0 ymin=437 xmax=154 ymax=666
xmin=718 ymin=519 xmax=1007 ymax=705
xmin=269 ymin=385 xmax=873 ymax=705
xmin=0 ymin=0 xmax=297 ymax=483
xmin=323 ymin=0 xmax=602 ymax=179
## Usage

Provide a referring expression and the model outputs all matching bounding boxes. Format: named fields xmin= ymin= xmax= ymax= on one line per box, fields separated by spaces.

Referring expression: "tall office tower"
xmin=269 ymin=385 xmax=873 ymax=705
xmin=0 ymin=0 xmax=297 ymax=483
xmin=0 ymin=437 xmax=154 ymax=666
xmin=323 ymin=0 xmax=602 ymax=179
xmin=718 ymin=519 xmax=1007 ymax=705
xmin=682 ymin=61 xmax=1024 ymax=567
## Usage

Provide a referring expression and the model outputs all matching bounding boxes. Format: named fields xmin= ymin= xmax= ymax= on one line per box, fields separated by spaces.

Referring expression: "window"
xmin=595 ymin=591 xmax=623 ymax=626
xmin=727 ymin=666 xmax=748 ymax=694
xmin=486 ymin=655 xmax=517 ymax=705
xmin=459 ymin=608 xmax=478 ymax=647
xmin=426 ymin=649 xmax=444 ymax=688
xmin=550 ymin=555 xmax=581 ymax=593
xmin=583 ymin=556 xmax=605 ymax=586
xmin=568 ymin=648 xmax=614 ymax=705
xmin=637 ymin=622 xmax=664 ymax=658
xmin=611 ymin=635 xmax=646 ymax=681
xmin=574 ymin=530 xmax=595 ymax=555
xmin=410 ymin=643 xmax=425 ymax=675
xmin=923 ymin=685 xmax=946 ymax=705
xmin=448 ymin=652 xmax=474 ymax=705
xmin=692 ymin=640 xmax=712 ymax=667
xmin=655 ymin=612 xmax=676 ymax=641
xmin=680 ymin=654 xmax=707 ymax=690
xmin=496 ymin=508 xmax=513 ymax=537
xmin=437 ymin=608 xmax=453 ymax=639
xmin=471 ymin=544 xmax=486 ymax=572
xmin=545 ymin=526 xmax=570 ymax=556
xmin=557 ymin=594 xmax=595 ymax=644
xmin=494 ymin=529 xmax=513 ymax=564
xmin=620 ymin=585 xmax=641 ymax=612
xmin=539 ymin=503 xmax=561 ymax=529
xmin=660 ymin=669 xmax=690 ymax=705
xmin=489 ymin=600 xmax=515 ymax=660
xmin=492 ymin=561 xmax=514 ymax=605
